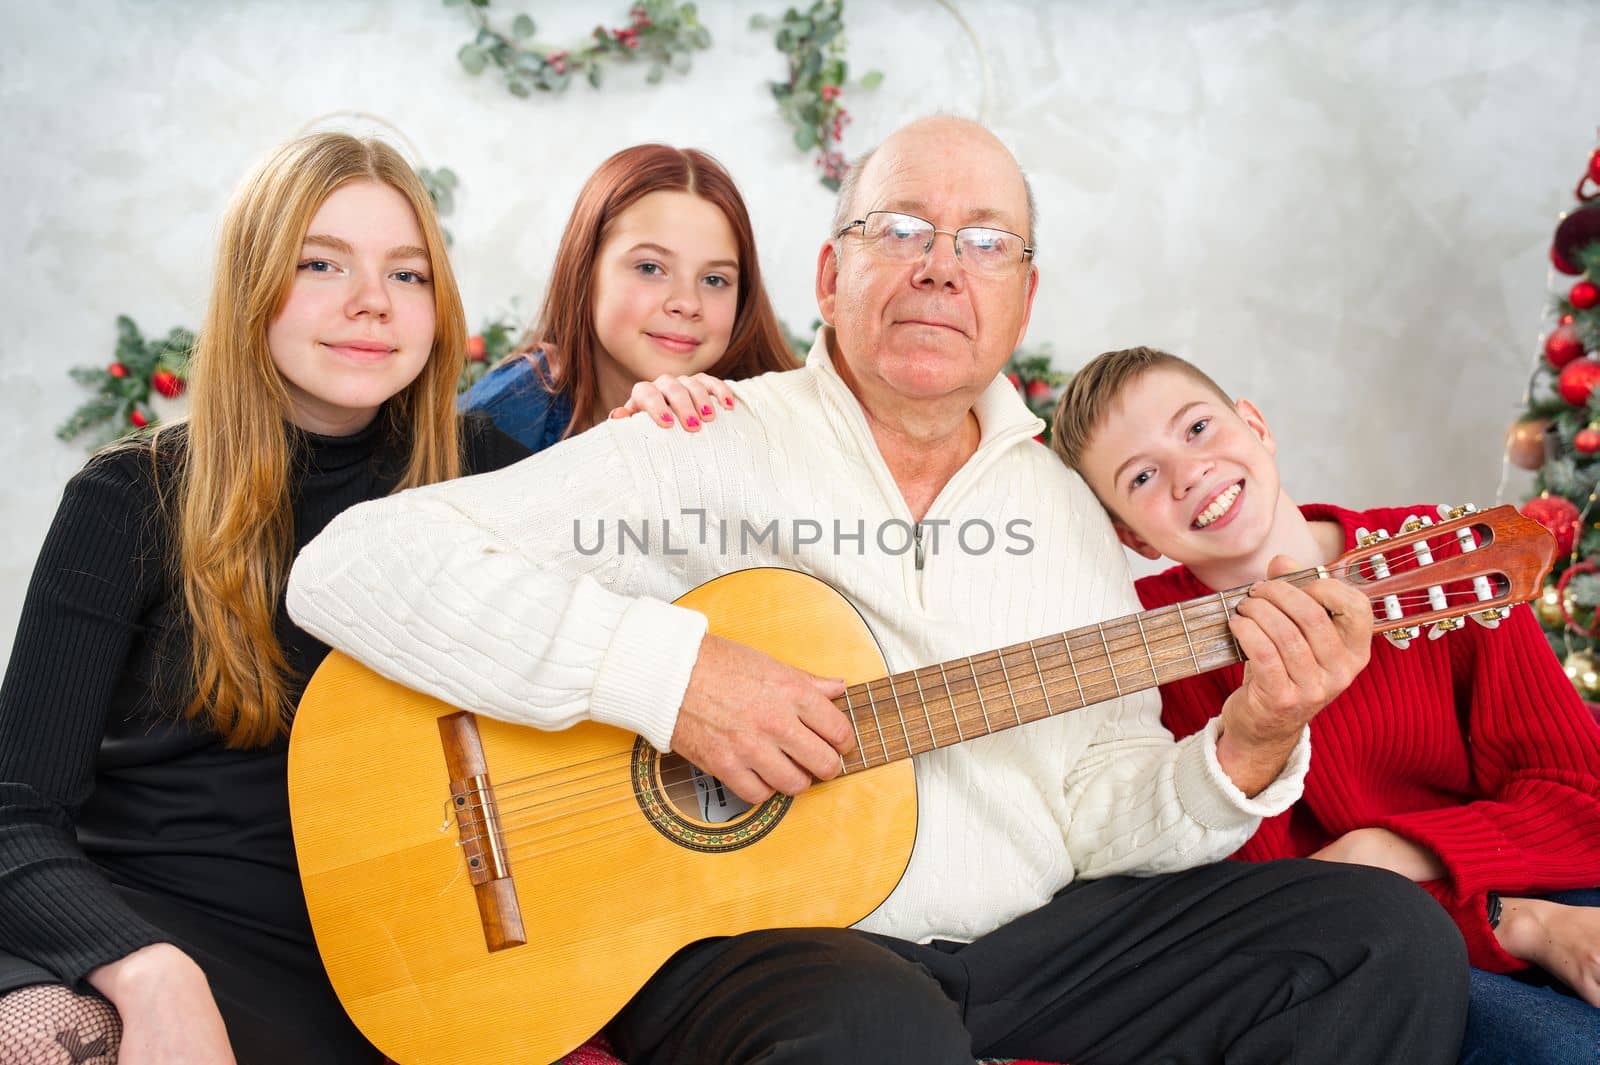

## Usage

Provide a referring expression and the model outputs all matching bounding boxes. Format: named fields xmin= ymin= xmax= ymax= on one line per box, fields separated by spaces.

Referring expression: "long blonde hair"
xmin=160 ymin=132 xmax=465 ymax=747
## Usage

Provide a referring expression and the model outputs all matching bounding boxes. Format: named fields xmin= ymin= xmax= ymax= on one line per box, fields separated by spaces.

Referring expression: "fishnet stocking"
xmin=0 ymin=984 xmax=121 ymax=1064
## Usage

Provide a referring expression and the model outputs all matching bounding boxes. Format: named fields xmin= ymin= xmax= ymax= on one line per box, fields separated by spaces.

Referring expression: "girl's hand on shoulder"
xmin=609 ymin=373 xmax=736 ymax=433
xmin=88 ymin=943 xmax=237 ymax=1064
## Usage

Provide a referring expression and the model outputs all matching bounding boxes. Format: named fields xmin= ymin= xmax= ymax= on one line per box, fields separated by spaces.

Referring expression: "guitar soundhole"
xmin=630 ymin=738 xmax=790 ymax=853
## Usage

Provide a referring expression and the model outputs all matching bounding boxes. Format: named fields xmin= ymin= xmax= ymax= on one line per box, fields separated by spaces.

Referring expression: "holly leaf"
xmin=512 ymin=13 xmax=536 ymax=38
xmin=861 ymin=69 xmax=884 ymax=90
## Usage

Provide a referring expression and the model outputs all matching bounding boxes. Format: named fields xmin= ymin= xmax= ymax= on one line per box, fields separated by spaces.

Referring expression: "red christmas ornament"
xmin=150 ymin=369 xmax=184 ymax=398
xmin=1025 ymin=379 xmax=1053 ymax=401
xmin=108 ymin=362 xmax=129 ymax=378
xmin=1572 ymin=281 xmax=1600 ymax=311
xmin=1006 ymin=372 xmax=1022 ymax=391
xmin=1563 ymin=313 xmax=1577 ymax=326
xmin=129 ymin=409 xmax=150 ymax=429
xmin=466 ymin=334 xmax=487 ymax=362
xmin=1583 ymin=148 xmax=1600 ymax=202
xmin=1547 ymin=325 xmax=1586 ymax=369
xmin=1576 ymin=427 xmax=1600 ymax=455
xmin=1522 ymin=494 xmax=1582 ymax=556
xmin=1559 ymin=358 xmax=1600 ymax=406
xmin=1553 ymin=245 xmax=1582 ymax=275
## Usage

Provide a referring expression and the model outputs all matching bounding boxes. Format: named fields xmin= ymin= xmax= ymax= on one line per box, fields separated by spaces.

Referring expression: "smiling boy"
xmin=1052 ymin=344 xmax=1600 ymax=1063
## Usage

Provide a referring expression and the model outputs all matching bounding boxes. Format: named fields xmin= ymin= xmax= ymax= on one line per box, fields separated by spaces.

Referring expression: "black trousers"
xmin=607 ymin=859 xmax=1468 ymax=1065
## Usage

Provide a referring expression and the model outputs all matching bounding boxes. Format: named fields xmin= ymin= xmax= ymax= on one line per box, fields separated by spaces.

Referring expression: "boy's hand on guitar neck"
xmin=1216 ymin=555 xmax=1373 ymax=797
xmin=672 ymin=633 xmax=854 ymax=805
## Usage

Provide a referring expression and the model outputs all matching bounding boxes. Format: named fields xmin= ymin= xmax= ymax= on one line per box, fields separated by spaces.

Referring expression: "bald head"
xmin=831 ymin=117 xmax=1037 ymax=242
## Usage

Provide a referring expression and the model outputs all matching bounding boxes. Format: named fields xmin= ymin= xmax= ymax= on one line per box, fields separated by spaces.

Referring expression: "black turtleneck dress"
xmin=0 ymin=414 xmax=527 ymax=1062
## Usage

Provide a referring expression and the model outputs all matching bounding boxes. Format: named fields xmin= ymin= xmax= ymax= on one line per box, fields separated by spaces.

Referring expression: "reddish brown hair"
xmin=527 ymin=144 xmax=797 ymax=436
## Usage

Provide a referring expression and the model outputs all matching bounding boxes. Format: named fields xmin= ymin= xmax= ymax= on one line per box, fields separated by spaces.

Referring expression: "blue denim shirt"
xmin=457 ymin=352 xmax=575 ymax=455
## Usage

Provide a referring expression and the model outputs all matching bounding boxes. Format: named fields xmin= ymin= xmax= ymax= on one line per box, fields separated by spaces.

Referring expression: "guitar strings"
xmin=471 ymin=582 xmax=1508 ymax=863
xmin=455 ymin=579 xmax=1507 ymax=849
xmin=465 ymin=572 xmax=1503 ymax=827
xmin=475 ymin=567 xmax=1484 ymax=811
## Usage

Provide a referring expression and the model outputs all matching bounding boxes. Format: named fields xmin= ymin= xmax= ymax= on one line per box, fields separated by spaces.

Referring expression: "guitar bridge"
xmin=439 ymin=712 xmax=526 ymax=953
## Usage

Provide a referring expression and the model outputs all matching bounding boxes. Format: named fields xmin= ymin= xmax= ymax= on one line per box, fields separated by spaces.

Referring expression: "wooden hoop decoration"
xmin=293 ymin=110 xmax=427 ymax=169
xmin=1558 ymin=559 xmax=1600 ymax=637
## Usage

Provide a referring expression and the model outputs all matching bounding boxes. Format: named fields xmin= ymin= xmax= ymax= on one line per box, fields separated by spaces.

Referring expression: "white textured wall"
xmin=2 ymin=0 xmax=1596 ymax=662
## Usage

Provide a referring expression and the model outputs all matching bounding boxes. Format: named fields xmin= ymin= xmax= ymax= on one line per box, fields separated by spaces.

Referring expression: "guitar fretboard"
xmin=837 ymin=589 xmax=1249 ymax=772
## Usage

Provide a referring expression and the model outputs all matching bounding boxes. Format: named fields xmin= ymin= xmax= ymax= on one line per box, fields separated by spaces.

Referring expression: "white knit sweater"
xmin=287 ymin=332 xmax=1308 ymax=945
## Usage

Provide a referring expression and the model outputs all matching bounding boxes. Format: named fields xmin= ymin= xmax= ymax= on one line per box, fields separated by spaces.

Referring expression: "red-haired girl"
xmin=461 ymin=144 xmax=796 ymax=448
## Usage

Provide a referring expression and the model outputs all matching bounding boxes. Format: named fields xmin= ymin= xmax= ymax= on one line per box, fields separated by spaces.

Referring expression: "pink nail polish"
xmin=724 ymin=397 xmax=734 ymax=408
xmin=661 ymin=412 xmax=673 ymax=424
xmin=685 ymin=416 xmax=700 ymax=428
xmin=701 ymin=404 xmax=712 ymax=416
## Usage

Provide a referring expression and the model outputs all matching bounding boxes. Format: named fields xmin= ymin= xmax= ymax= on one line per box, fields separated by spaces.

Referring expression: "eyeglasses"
xmin=835 ymin=211 xmax=1034 ymax=278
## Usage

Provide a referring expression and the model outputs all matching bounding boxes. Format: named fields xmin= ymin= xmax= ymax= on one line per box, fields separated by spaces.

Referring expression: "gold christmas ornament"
xmin=1538 ymin=583 xmax=1566 ymax=628
xmin=1505 ymin=417 xmax=1551 ymax=471
xmin=1563 ymin=649 xmax=1600 ymax=698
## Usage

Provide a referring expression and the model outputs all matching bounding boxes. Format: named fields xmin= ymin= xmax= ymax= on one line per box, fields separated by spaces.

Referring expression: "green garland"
xmin=750 ymin=2 xmax=881 ymax=189
xmin=446 ymin=0 xmax=882 ymax=188
xmin=447 ymin=0 xmax=711 ymax=93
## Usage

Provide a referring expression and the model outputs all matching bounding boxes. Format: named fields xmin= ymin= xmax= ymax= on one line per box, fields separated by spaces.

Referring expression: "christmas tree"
xmin=1506 ymin=136 xmax=1600 ymax=701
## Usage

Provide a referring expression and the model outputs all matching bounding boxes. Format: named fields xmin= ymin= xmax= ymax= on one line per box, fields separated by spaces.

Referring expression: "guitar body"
xmin=289 ymin=568 xmax=917 ymax=1064
xmin=290 ymin=504 xmax=1556 ymax=1063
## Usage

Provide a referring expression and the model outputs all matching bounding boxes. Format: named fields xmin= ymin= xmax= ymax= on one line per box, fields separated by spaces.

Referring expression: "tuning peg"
xmin=1471 ymin=606 xmax=1510 ymax=628
xmin=1427 ymin=617 xmax=1463 ymax=639
xmin=1384 ymin=626 xmax=1420 ymax=649
xmin=1440 ymin=503 xmax=1479 ymax=520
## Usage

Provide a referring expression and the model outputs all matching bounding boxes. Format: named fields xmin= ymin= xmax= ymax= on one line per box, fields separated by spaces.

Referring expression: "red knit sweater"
xmin=1136 ymin=502 xmax=1600 ymax=973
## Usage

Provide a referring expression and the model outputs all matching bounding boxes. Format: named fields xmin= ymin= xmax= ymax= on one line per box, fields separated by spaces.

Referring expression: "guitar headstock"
xmin=1332 ymin=504 xmax=1557 ymax=649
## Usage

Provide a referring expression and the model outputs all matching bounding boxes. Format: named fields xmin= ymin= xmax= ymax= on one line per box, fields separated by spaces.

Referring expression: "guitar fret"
xmin=968 ymin=656 xmax=993 ymax=733
xmin=995 ymin=647 xmax=1022 ymax=724
xmin=909 ymin=667 xmax=939 ymax=752
xmin=885 ymin=678 xmax=915 ymax=758
xmin=1175 ymin=602 xmax=1200 ymax=673
xmin=1097 ymin=624 xmax=1122 ymax=696
xmin=1060 ymin=632 xmax=1086 ymax=709
xmin=1218 ymin=591 xmax=1243 ymax=661
xmin=935 ymin=661 xmax=964 ymax=741
xmin=1025 ymin=641 xmax=1054 ymax=717
xmin=1133 ymin=612 xmax=1157 ymax=686
xmin=840 ymin=686 xmax=864 ymax=772
xmin=857 ymin=684 xmax=890 ymax=768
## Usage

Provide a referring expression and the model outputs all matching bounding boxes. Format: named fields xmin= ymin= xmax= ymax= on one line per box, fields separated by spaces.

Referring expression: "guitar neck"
xmin=838 ymin=588 xmax=1249 ymax=773
xmin=836 ymin=502 xmax=1557 ymax=773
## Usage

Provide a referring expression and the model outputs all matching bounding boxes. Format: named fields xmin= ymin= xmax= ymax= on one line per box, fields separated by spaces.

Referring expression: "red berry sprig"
xmin=61 ymin=317 xmax=194 ymax=448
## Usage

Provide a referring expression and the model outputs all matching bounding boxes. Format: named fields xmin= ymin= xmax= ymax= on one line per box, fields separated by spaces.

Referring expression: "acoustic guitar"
xmin=287 ymin=503 xmax=1554 ymax=1063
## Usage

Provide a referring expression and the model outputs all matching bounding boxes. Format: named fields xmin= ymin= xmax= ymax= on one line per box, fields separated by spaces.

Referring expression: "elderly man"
xmin=288 ymin=117 xmax=1466 ymax=1064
